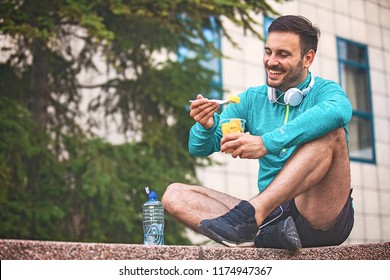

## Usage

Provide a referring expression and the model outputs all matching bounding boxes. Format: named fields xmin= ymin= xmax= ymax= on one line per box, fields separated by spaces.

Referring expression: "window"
xmin=178 ymin=17 xmax=222 ymax=100
xmin=263 ymin=16 xmax=274 ymax=83
xmin=337 ymin=38 xmax=376 ymax=163
xmin=263 ymin=16 xmax=274 ymax=39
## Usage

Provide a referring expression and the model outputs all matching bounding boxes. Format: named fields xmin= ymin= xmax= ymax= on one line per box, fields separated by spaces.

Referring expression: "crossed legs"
xmin=162 ymin=128 xmax=351 ymax=243
xmin=162 ymin=182 xmax=241 ymax=232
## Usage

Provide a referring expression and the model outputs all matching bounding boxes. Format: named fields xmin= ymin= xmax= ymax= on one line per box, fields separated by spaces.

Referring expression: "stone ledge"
xmin=1 ymin=239 xmax=389 ymax=260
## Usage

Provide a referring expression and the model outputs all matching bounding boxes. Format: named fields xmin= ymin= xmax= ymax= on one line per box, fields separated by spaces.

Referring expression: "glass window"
xmin=348 ymin=116 xmax=374 ymax=160
xmin=340 ymin=64 xmax=370 ymax=112
xmin=337 ymin=38 xmax=376 ymax=163
xmin=263 ymin=17 xmax=274 ymax=40
xmin=338 ymin=40 xmax=367 ymax=64
xmin=178 ymin=17 xmax=222 ymax=100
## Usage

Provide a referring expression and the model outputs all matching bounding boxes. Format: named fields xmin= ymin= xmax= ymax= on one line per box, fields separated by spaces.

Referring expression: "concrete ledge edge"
xmin=1 ymin=239 xmax=389 ymax=260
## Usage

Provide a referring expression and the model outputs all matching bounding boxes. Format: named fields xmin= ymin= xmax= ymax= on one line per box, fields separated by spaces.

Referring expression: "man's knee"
xmin=325 ymin=127 xmax=346 ymax=143
xmin=303 ymin=128 xmax=347 ymax=152
xmin=309 ymin=127 xmax=345 ymax=144
xmin=161 ymin=183 xmax=177 ymax=205
xmin=323 ymin=128 xmax=349 ymax=158
xmin=162 ymin=183 xmax=183 ymax=214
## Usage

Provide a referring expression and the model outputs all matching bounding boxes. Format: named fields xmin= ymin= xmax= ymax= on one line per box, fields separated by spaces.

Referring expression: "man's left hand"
xmin=220 ymin=133 xmax=268 ymax=159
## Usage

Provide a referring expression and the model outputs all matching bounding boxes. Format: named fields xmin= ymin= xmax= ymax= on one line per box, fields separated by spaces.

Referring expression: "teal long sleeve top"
xmin=188 ymin=73 xmax=353 ymax=192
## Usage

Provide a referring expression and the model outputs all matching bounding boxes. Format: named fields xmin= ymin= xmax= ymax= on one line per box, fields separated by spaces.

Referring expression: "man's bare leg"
xmin=162 ymin=184 xmax=241 ymax=232
xmin=250 ymin=127 xmax=351 ymax=230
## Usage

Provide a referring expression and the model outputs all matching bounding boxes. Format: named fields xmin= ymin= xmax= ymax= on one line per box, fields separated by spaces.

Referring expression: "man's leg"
xmin=199 ymin=128 xmax=351 ymax=247
xmin=251 ymin=127 xmax=351 ymax=230
xmin=162 ymin=183 xmax=241 ymax=232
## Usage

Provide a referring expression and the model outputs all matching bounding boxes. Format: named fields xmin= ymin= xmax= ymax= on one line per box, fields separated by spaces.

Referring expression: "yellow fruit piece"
xmin=221 ymin=119 xmax=243 ymax=136
xmin=227 ymin=95 xmax=240 ymax=104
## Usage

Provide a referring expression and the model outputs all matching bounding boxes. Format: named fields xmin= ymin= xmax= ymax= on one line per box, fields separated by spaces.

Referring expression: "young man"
xmin=162 ymin=15 xmax=354 ymax=249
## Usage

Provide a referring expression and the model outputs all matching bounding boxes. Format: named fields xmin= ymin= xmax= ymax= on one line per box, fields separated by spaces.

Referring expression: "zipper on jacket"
xmin=281 ymin=105 xmax=290 ymax=154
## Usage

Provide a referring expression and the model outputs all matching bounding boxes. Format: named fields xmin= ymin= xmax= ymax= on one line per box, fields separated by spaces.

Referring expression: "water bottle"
xmin=143 ymin=187 xmax=164 ymax=245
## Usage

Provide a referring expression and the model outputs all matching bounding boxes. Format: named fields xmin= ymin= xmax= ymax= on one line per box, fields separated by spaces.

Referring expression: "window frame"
xmin=336 ymin=37 xmax=376 ymax=164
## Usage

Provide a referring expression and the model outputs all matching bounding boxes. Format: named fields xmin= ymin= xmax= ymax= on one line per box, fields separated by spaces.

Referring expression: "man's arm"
xmin=262 ymin=89 xmax=352 ymax=155
xmin=188 ymin=113 xmax=222 ymax=156
xmin=188 ymin=94 xmax=222 ymax=156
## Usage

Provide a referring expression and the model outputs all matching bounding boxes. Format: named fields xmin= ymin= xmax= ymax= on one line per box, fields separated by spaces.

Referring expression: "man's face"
xmin=263 ymin=31 xmax=308 ymax=92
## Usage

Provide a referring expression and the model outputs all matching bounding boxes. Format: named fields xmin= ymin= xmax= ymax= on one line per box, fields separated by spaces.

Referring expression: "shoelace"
xmin=220 ymin=205 xmax=249 ymax=226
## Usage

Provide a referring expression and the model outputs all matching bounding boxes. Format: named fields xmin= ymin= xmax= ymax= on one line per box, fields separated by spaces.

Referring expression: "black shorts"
xmin=260 ymin=189 xmax=355 ymax=248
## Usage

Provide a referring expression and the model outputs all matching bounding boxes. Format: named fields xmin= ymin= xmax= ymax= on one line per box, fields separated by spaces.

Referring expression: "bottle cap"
xmin=148 ymin=190 xmax=158 ymax=200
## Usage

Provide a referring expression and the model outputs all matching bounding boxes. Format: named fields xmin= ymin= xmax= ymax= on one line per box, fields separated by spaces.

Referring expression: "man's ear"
xmin=304 ymin=49 xmax=316 ymax=69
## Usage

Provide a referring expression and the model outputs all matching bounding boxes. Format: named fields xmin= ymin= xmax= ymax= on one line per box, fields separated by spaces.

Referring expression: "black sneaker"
xmin=254 ymin=216 xmax=302 ymax=250
xmin=197 ymin=200 xmax=258 ymax=247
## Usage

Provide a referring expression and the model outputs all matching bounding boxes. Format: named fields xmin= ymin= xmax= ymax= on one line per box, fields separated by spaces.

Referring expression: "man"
xmin=162 ymin=15 xmax=354 ymax=249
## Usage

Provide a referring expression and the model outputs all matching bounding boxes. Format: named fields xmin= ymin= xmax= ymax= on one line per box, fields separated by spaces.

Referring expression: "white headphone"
xmin=268 ymin=75 xmax=315 ymax=106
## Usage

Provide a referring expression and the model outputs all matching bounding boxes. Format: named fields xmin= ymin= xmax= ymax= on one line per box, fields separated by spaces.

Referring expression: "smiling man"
xmin=162 ymin=15 xmax=354 ymax=249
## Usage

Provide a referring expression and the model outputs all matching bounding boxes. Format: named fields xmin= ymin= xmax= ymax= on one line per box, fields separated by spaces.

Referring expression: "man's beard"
xmin=266 ymin=59 xmax=305 ymax=92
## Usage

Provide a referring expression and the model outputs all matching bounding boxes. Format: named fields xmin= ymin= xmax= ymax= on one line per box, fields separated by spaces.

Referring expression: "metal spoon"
xmin=189 ymin=99 xmax=230 ymax=105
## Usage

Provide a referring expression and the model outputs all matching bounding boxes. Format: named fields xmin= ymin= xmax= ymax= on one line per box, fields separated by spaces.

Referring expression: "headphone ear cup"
xmin=284 ymin=88 xmax=303 ymax=106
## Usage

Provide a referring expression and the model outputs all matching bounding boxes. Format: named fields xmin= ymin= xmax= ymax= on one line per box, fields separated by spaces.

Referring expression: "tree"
xmin=0 ymin=0 xmax=280 ymax=244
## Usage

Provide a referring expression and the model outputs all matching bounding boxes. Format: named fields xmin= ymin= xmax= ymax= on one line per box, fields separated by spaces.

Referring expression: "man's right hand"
xmin=189 ymin=94 xmax=220 ymax=129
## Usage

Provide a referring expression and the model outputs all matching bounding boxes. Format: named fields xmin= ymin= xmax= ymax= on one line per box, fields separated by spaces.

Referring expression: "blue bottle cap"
xmin=148 ymin=190 xmax=158 ymax=200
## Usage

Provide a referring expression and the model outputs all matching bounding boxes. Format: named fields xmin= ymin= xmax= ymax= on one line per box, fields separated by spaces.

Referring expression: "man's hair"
xmin=268 ymin=15 xmax=321 ymax=55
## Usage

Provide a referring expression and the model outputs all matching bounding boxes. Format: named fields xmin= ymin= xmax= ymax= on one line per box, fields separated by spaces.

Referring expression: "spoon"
xmin=189 ymin=95 xmax=240 ymax=105
xmin=189 ymin=99 xmax=230 ymax=105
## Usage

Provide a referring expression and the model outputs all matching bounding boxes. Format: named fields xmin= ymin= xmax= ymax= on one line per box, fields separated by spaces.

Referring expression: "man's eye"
xmin=280 ymin=53 xmax=290 ymax=57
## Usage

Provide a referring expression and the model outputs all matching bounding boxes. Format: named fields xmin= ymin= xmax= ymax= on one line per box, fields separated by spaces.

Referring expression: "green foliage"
xmin=0 ymin=96 xmax=192 ymax=243
xmin=0 ymin=0 xmax=280 ymax=244
xmin=62 ymin=137 xmax=194 ymax=244
xmin=0 ymin=97 xmax=67 ymax=240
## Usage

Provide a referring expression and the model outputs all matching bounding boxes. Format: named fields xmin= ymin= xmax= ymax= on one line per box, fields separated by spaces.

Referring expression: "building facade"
xmin=193 ymin=0 xmax=390 ymax=244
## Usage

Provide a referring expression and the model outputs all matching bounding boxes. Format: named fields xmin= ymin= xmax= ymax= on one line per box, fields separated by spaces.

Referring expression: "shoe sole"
xmin=281 ymin=216 xmax=302 ymax=249
xmin=198 ymin=223 xmax=255 ymax=248
xmin=222 ymin=240 xmax=255 ymax=247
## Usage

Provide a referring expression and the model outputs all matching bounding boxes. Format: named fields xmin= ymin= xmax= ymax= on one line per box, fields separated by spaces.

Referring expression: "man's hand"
xmin=189 ymin=94 xmax=220 ymax=129
xmin=220 ymin=133 xmax=268 ymax=159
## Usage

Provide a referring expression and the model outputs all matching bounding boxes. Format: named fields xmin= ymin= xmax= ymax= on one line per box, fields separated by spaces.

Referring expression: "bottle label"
xmin=144 ymin=223 xmax=164 ymax=245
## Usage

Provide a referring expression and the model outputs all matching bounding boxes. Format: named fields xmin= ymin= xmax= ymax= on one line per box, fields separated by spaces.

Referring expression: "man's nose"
xmin=266 ymin=54 xmax=279 ymax=67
